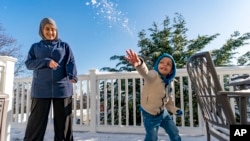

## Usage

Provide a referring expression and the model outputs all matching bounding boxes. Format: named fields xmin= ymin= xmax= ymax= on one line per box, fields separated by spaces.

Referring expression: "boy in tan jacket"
xmin=125 ymin=49 xmax=182 ymax=141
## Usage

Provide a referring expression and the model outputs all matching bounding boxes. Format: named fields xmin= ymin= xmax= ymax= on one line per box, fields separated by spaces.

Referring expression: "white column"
xmin=0 ymin=56 xmax=17 ymax=141
xmin=89 ymin=69 xmax=97 ymax=132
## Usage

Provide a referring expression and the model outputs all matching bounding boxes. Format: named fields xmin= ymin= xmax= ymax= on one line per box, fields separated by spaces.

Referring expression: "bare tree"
xmin=0 ymin=23 xmax=28 ymax=77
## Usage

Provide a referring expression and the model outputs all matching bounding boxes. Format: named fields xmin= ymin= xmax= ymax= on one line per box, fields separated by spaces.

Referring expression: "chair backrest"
xmin=186 ymin=51 xmax=236 ymax=135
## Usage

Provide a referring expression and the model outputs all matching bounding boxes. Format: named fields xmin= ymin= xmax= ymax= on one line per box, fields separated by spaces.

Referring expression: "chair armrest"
xmin=228 ymin=78 xmax=250 ymax=86
xmin=218 ymin=91 xmax=250 ymax=97
xmin=218 ymin=91 xmax=250 ymax=124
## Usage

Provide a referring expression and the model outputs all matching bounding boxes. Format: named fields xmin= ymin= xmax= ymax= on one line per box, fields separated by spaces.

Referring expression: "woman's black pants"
xmin=23 ymin=97 xmax=73 ymax=141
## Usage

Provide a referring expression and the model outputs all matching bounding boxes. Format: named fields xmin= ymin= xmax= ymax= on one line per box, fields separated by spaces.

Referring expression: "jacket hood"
xmin=39 ymin=17 xmax=58 ymax=40
xmin=153 ymin=53 xmax=176 ymax=85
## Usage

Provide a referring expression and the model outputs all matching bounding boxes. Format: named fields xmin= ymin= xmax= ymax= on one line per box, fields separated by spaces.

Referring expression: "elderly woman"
xmin=24 ymin=17 xmax=78 ymax=141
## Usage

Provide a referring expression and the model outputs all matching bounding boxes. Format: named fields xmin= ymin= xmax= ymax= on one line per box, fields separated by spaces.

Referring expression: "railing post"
xmin=0 ymin=56 xmax=17 ymax=141
xmin=89 ymin=69 xmax=97 ymax=132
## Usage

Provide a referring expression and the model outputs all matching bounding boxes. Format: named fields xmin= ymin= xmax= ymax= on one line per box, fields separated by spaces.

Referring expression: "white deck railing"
xmin=11 ymin=66 xmax=250 ymax=136
xmin=2 ymin=55 xmax=250 ymax=139
xmin=0 ymin=56 xmax=17 ymax=141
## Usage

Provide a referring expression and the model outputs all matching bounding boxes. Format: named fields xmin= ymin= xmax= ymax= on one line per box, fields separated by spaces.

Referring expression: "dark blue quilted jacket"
xmin=25 ymin=39 xmax=78 ymax=98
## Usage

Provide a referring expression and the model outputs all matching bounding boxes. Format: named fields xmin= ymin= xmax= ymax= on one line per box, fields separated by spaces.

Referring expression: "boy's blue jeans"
xmin=140 ymin=107 xmax=181 ymax=141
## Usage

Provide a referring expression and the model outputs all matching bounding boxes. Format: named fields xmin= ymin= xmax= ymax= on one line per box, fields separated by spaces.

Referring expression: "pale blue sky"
xmin=0 ymin=0 xmax=250 ymax=74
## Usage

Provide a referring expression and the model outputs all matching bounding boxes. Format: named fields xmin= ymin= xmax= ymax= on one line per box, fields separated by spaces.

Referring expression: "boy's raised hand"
xmin=125 ymin=49 xmax=141 ymax=68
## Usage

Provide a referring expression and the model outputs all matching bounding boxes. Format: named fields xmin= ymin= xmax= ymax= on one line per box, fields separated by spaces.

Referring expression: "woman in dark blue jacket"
xmin=24 ymin=17 xmax=78 ymax=141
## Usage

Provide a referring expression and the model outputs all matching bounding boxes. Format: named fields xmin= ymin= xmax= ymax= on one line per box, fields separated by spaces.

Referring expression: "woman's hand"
xmin=125 ymin=49 xmax=141 ymax=68
xmin=70 ymin=79 xmax=77 ymax=83
xmin=49 ymin=60 xmax=60 ymax=69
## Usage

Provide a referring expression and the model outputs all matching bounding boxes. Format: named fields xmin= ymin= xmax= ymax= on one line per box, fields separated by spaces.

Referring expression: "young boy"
xmin=125 ymin=49 xmax=182 ymax=141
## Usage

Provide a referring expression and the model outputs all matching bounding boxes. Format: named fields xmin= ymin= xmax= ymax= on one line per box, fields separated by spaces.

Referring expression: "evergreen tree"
xmin=99 ymin=13 xmax=250 ymax=126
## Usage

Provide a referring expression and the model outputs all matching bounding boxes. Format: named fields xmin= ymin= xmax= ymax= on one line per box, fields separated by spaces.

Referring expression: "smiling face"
xmin=157 ymin=57 xmax=173 ymax=77
xmin=42 ymin=23 xmax=57 ymax=40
